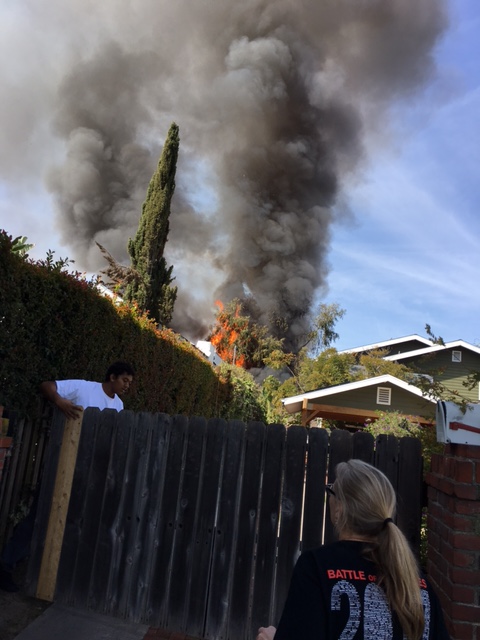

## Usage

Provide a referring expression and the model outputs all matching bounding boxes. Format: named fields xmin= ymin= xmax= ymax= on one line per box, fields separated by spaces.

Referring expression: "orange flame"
xmin=211 ymin=300 xmax=246 ymax=367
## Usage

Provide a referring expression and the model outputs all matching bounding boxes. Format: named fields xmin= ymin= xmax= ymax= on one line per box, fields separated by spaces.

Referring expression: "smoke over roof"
xmin=0 ymin=0 xmax=447 ymax=350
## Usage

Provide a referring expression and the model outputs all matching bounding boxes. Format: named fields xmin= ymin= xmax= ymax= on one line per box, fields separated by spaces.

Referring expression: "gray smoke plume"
xmin=0 ymin=0 xmax=447 ymax=350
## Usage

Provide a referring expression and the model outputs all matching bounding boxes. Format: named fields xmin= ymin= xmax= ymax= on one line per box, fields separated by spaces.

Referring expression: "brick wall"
xmin=426 ymin=444 xmax=480 ymax=640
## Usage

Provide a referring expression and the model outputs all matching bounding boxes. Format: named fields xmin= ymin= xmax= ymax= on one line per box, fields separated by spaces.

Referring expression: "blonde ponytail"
xmin=334 ymin=460 xmax=424 ymax=640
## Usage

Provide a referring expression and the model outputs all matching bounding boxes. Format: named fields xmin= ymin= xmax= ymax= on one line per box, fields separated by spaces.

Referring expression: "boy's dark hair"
xmin=105 ymin=362 xmax=135 ymax=381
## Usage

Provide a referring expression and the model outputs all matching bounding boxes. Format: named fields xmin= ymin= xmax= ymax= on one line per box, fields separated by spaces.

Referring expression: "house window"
xmin=452 ymin=350 xmax=462 ymax=363
xmin=376 ymin=387 xmax=391 ymax=406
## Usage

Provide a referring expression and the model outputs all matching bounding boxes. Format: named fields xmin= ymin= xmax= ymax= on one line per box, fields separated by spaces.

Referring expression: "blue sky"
xmin=0 ymin=0 xmax=479 ymax=352
xmin=324 ymin=0 xmax=480 ymax=350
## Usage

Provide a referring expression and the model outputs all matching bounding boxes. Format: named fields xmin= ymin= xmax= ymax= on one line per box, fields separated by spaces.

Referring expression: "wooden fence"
xmin=0 ymin=402 xmax=52 ymax=550
xmin=14 ymin=408 xmax=424 ymax=640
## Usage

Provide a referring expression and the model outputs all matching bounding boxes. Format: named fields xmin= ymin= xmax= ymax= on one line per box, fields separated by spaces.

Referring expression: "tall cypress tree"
xmin=124 ymin=122 xmax=179 ymax=325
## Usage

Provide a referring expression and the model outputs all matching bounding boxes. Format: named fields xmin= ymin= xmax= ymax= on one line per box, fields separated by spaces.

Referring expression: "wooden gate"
xmin=0 ymin=402 xmax=52 ymax=550
xmin=24 ymin=408 xmax=423 ymax=640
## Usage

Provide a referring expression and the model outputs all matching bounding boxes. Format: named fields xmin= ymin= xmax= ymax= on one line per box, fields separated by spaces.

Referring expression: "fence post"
xmin=36 ymin=411 xmax=83 ymax=602
xmin=0 ymin=437 xmax=13 ymax=485
xmin=426 ymin=443 xmax=480 ymax=640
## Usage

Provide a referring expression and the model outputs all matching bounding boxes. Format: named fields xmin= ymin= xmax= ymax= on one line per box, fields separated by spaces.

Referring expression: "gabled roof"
xmin=282 ymin=374 xmax=435 ymax=414
xmin=384 ymin=340 xmax=480 ymax=361
xmin=339 ymin=334 xmax=433 ymax=355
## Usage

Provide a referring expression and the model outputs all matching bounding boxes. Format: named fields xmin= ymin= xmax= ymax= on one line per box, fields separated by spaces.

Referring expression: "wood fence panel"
xmin=272 ymin=426 xmax=307 ymax=625
xmin=375 ymin=435 xmax=400 ymax=492
xmin=0 ymin=417 xmax=26 ymax=545
xmin=25 ymin=409 xmax=65 ymax=595
xmin=185 ymin=418 xmax=227 ymax=638
xmin=15 ymin=414 xmax=426 ymax=640
xmin=324 ymin=429 xmax=353 ymax=545
xmin=0 ymin=403 xmax=53 ymax=552
xmin=397 ymin=437 xmax=423 ymax=556
xmin=250 ymin=424 xmax=285 ymax=636
xmin=50 ymin=408 xmax=95 ymax=603
xmin=88 ymin=410 xmax=144 ymax=615
xmin=204 ymin=420 xmax=245 ymax=640
xmin=117 ymin=411 xmax=156 ymax=621
xmin=166 ymin=415 xmax=207 ymax=632
xmin=148 ymin=414 xmax=188 ymax=629
xmin=65 ymin=409 xmax=117 ymax=607
xmin=352 ymin=431 xmax=375 ymax=464
xmin=140 ymin=413 xmax=174 ymax=624
xmin=302 ymin=428 xmax=329 ymax=552
xmin=228 ymin=422 xmax=266 ymax=640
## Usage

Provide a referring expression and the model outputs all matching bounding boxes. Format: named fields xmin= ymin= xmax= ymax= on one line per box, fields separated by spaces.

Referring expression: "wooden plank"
xmin=375 ymin=435 xmax=400 ymax=493
xmin=324 ymin=429 xmax=353 ymax=545
xmin=352 ymin=431 xmax=375 ymax=464
xmin=147 ymin=414 xmax=188 ymax=629
xmin=36 ymin=411 xmax=83 ymax=601
xmin=54 ymin=407 xmax=103 ymax=603
xmin=204 ymin=420 xmax=245 ymax=640
xmin=137 ymin=413 xmax=173 ymax=625
xmin=166 ymin=415 xmax=207 ymax=631
xmin=184 ymin=418 xmax=227 ymax=638
xmin=111 ymin=411 xmax=153 ymax=620
xmin=61 ymin=408 xmax=117 ymax=607
xmin=0 ymin=417 xmax=26 ymax=546
xmin=302 ymin=428 xmax=329 ymax=552
xmin=25 ymin=409 xmax=65 ymax=596
xmin=272 ymin=426 xmax=307 ymax=625
xmin=250 ymin=424 xmax=285 ymax=636
xmin=87 ymin=410 xmax=141 ymax=616
xmin=397 ymin=437 xmax=423 ymax=557
xmin=303 ymin=404 xmax=382 ymax=425
xmin=227 ymin=421 xmax=266 ymax=640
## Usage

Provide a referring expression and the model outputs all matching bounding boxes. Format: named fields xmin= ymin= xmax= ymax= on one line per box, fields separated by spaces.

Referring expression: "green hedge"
xmin=0 ymin=231 xmax=230 ymax=418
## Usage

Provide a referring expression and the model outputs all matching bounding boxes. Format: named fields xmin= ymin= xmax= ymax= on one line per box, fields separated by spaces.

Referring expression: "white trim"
xmin=451 ymin=350 xmax=462 ymax=363
xmin=376 ymin=387 xmax=392 ymax=405
xmin=339 ymin=334 xmax=433 ymax=355
xmin=281 ymin=374 xmax=435 ymax=414
xmin=384 ymin=340 xmax=480 ymax=362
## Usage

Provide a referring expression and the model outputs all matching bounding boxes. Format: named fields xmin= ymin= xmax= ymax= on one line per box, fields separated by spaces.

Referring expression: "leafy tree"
xmin=11 ymin=236 xmax=34 ymax=258
xmin=295 ymin=348 xmax=357 ymax=392
xmin=123 ymin=123 xmax=179 ymax=325
xmin=357 ymin=349 xmax=413 ymax=380
xmin=301 ymin=303 xmax=346 ymax=355
xmin=97 ymin=123 xmax=180 ymax=326
xmin=209 ymin=299 xmax=294 ymax=370
xmin=217 ymin=363 xmax=267 ymax=422
xmin=425 ymin=323 xmax=445 ymax=345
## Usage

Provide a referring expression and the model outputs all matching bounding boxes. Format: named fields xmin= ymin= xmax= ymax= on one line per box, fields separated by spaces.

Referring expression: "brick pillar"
xmin=426 ymin=444 xmax=480 ymax=640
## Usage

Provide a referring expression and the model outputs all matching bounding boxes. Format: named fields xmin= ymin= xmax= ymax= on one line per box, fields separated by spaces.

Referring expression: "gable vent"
xmin=376 ymin=387 xmax=392 ymax=405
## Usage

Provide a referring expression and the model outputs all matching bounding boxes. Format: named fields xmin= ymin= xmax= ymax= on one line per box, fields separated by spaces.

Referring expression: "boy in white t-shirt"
xmin=0 ymin=362 xmax=135 ymax=591
xmin=39 ymin=361 xmax=135 ymax=418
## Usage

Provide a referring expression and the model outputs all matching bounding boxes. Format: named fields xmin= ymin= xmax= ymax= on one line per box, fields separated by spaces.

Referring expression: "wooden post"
xmin=36 ymin=411 xmax=83 ymax=601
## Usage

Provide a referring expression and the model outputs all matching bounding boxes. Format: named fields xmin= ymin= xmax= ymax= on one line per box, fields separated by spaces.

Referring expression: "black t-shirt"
xmin=274 ymin=541 xmax=450 ymax=640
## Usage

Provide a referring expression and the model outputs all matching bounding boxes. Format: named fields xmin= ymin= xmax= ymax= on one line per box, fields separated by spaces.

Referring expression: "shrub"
xmin=0 ymin=230 xmax=230 ymax=418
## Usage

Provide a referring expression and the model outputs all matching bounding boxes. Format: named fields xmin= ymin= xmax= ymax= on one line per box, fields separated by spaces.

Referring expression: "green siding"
xmin=403 ymin=348 xmax=480 ymax=402
xmin=319 ymin=383 xmax=435 ymax=419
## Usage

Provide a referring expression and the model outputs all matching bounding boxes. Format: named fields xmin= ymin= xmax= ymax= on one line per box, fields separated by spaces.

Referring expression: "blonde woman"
xmin=257 ymin=459 xmax=450 ymax=640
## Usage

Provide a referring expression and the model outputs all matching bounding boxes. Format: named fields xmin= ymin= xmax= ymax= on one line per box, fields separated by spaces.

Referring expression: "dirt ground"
xmin=0 ymin=567 xmax=50 ymax=640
